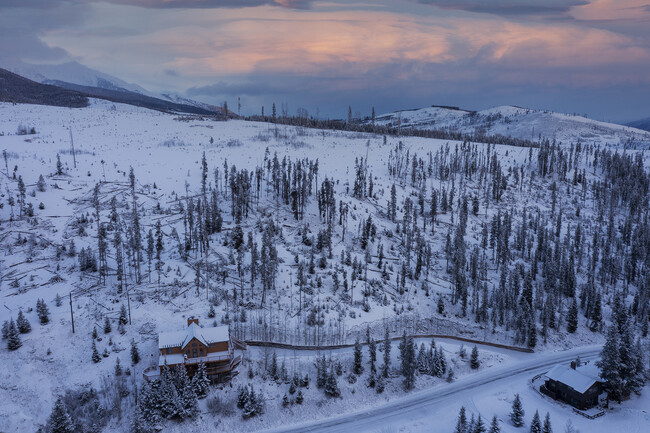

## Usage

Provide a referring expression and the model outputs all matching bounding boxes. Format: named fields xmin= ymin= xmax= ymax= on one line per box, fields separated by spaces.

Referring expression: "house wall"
xmin=544 ymin=379 xmax=601 ymax=410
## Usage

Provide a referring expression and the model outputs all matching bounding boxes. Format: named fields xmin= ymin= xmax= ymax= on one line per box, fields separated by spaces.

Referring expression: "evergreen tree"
xmin=115 ymin=357 xmax=123 ymax=376
xmin=324 ymin=365 xmax=341 ymax=398
xmin=382 ymin=327 xmax=391 ymax=378
xmin=131 ymin=339 xmax=140 ymax=365
xmin=1 ymin=320 xmax=8 ymax=340
xmin=92 ymin=340 xmax=101 ymax=363
xmin=470 ymin=345 xmax=480 ymax=369
xmin=566 ymin=298 xmax=578 ymax=333
xmin=399 ymin=332 xmax=416 ymax=390
xmin=48 ymin=396 xmax=74 ymax=433
xmin=597 ymin=325 xmax=622 ymax=403
xmin=6 ymin=318 xmax=21 ymax=350
xmin=36 ymin=298 xmax=50 ymax=324
xmin=369 ymin=338 xmax=377 ymax=375
xmin=131 ymin=404 xmax=152 ymax=433
xmin=119 ymin=304 xmax=128 ymax=325
xmin=353 ymin=337 xmax=364 ymax=375
xmin=489 ymin=415 xmax=501 ymax=433
xmin=454 ymin=406 xmax=468 ymax=433
xmin=541 ymin=412 xmax=552 ymax=433
xmin=530 ymin=410 xmax=541 ymax=433
xmin=104 ymin=316 xmax=112 ymax=334
xmin=16 ymin=310 xmax=31 ymax=334
xmin=510 ymin=393 xmax=524 ymax=427
xmin=474 ymin=414 xmax=486 ymax=433
xmin=192 ymin=361 xmax=210 ymax=398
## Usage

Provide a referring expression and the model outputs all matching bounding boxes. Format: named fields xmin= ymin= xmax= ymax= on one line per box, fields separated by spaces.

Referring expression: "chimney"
xmin=570 ymin=361 xmax=576 ymax=370
xmin=187 ymin=317 xmax=199 ymax=327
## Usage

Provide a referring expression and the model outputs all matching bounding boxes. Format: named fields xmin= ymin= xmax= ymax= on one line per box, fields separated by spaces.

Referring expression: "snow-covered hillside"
xmin=0 ymin=100 xmax=648 ymax=433
xmin=374 ymin=105 xmax=650 ymax=149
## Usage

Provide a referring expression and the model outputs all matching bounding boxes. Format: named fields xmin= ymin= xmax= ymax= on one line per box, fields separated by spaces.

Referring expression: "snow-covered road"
xmin=265 ymin=346 xmax=602 ymax=433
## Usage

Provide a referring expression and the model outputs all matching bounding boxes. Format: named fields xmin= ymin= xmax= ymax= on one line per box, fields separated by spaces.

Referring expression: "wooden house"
xmin=540 ymin=362 xmax=602 ymax=410
xmin=144 ymin=317 xmax=244 ymax=381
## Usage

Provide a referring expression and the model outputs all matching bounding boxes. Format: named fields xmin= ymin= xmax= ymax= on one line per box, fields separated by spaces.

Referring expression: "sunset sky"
xmin=2 ymin=0 xmax=650 ymax=121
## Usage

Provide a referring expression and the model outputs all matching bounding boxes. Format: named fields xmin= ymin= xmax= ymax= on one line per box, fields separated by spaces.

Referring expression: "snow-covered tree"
xmin=510 ymin=393 xmax=525 ymax=427
xmin=470 ymin=345 xmax=480 ymax=369
xmin=6 ymin=318 xmax=21 ymax=351
xmin=48 ymin=396 xmax=74 ymax=433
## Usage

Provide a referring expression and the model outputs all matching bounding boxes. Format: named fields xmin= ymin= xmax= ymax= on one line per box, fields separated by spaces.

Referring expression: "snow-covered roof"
xmin=545 ymin=363 xmax=601 ymax=394
xmin=158 ymin=322 xmax=230 ymax=349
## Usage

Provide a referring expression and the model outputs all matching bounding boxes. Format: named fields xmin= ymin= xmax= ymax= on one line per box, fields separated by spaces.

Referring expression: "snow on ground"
xmin=375 ymin=104 xmax=650 ymax=149
xmin=0 ymin=100 xmax=647 ymax=432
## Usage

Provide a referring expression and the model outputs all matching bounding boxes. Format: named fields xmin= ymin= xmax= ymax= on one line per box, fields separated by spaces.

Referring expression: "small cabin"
xmin=541 ymin=362 xmax=602 ymax=410
xmin=144 ymin=317 xmax=245 ymax=382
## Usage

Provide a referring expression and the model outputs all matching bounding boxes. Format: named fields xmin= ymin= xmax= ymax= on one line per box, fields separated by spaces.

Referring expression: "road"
xmin=264 ymin=345 xmax=602 ymax=433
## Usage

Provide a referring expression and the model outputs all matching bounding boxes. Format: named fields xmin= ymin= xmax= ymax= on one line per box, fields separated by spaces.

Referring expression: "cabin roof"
xmin=158 ymin=322 xmax=230 ymax=349
xmin=545 ymin=363 xmax=600 ymax=394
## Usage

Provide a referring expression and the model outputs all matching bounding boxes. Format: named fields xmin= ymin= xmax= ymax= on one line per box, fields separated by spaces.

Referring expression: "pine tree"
xmin=382 ymin=327 xmax=391 ymax=378
xmin=369 ymin=338 xmax=377 ymax=374
xmin=131 ymin=339 xmax=140 ymax=365
xmin=1 ymin=320 xmax=8 ymax=340
xmin=48 ymin=396 xmax=74 ymax=433
xmin=510 ymin=393 xmax=525 ymax=427
xmin=237 ymin=385 xmax=249 ymax=409
xmin=541 ymin=412 xmax=552 ymax=433
xmin=16 ymin=310 xmax=31 ymax=334
xmin=92 ymin=340 xmax=101 ymax=363
xmin=489 ymin=415 xmax=501 ymax=433
xmin=36 ymin=298 xmax=50 ymax=324
xmin=353 ymin=337 xmax=363 ymax=375
xmin=119 ymin=304 xmax=128 ymax=325
xmin=104 ymin=316 xmax=112 ymax=334
xmin=6 ymin=318 xmax=21 ymax=350
xmin=131 ymin=404 xmax=152 ymax=433
xmin=192 ymin=361 xmax=210 ymax=398
xmin=399 ymin=332 xmax=416 ymax=390
xmin=470 ymin=345 xmax=480 ymax=369
xmin=324 ymin=365 xmax=341 ymax=398
xmin=597 ymin=325 xmax=622 ymax=403
xmin=530 ymin=410 xmax=541 ymax=433
xmin=566 ymin=298 xmax=578 ymax=333
xmin=454 ymin=406 xmax=468 ymax=433
xmin=474 ymin=414 xmax=486 ymax=433
xmin=115 ymin=357 xmax=123 ymax=376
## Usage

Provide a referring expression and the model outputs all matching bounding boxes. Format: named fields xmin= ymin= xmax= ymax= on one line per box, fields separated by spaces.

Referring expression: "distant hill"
xmin=0 ymin=68 xmax=88 ymax=107
xmin=0 ymin=67 xmax=226 ymax=116
xmin=373 ymin=105 xmax=650 ymax=149
xmin=49 ymin=80 xmax=222 ymax=116
xmin=6 ymin=60 xmax=222 ymax=116
xmin=627 ymin=117 xmax=650 ymax=132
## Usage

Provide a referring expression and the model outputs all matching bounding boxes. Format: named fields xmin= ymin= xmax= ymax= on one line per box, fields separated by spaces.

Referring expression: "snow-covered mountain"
xmin=627 ymin=117 xmax=650 ymax=132
xmin=374 ymin=105 xmax=650 ymax=149
xmin=5 ymin=60 xmax=153 ymax=96
xmin=4 ymin=59 xmax=219 ymax=114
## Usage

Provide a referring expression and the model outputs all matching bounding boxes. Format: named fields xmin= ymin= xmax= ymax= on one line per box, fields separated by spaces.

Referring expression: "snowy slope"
xmin=5 ymin=60 xmax=219 ymax=114
xmin=6 ymin=60 xmax=153 ymax=96
xmin=0 ymin=100 xmax=648 ymax=433
xmin=375 ymin=105 xmax=650 ymax=148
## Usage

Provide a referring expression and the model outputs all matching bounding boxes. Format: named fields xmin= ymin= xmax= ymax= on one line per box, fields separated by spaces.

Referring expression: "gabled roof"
xmin=158 ymin=322 xmax=230 ymax=350
xmin=545 ymin=363 xmax=601 ymax=394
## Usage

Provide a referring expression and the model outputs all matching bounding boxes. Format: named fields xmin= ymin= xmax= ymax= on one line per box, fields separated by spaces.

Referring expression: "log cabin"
xmin=540 ymin=361 xmax=602 ymax=410
xmin=144 ymin=317 xmax=244 ymax=381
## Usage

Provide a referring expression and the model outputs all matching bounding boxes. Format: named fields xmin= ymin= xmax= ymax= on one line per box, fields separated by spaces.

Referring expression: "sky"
xmin=1 ymin=0 xmax=650 ymax=122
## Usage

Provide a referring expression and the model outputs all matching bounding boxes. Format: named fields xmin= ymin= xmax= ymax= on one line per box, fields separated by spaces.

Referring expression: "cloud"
xmin=0 ymin=0 xmax=314 ymax=10
xmin=417 ymin=0 xmax=588 ymax=17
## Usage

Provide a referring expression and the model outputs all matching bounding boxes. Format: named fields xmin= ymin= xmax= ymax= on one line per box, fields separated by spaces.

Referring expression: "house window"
xmin=200 ymin=348 xmax=204 ymax=356
xmin=166 ymin=348 xmax=172 ymax=354
xmin=192 ymin=342 xmax=197 ymax=347
xmin=192 ymin=349 xmax=198 ymax=358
